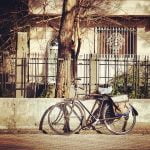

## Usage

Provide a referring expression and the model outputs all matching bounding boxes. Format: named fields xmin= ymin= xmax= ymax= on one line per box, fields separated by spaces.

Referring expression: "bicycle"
xmin=47 ymin=79 xmax=138 ymax=135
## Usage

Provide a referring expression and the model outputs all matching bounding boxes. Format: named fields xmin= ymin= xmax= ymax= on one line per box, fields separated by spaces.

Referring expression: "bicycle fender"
xmin=130 ymin=104 xmax=138 ymax=116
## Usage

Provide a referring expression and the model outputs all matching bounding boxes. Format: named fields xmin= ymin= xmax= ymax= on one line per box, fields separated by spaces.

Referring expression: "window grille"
xmin=97 ymin=27 xmax=137 ymax=56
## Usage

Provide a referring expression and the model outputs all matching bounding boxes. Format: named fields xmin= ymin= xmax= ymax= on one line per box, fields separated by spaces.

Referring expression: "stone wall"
xmin=0 ymin=98 xmax=149 ymax=131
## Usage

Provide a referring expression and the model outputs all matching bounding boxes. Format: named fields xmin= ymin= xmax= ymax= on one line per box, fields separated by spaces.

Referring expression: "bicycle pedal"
xmin=92 ymin=119 xmax=100 ymax=125
xmin=82 ymin=126 xmax=90 ymax=130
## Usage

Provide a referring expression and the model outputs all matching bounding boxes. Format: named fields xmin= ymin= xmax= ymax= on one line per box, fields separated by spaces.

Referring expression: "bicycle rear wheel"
xmin=48 ymin=101 xmax=84 ymax=135
xmin=103 ymin=103 xmax=136 ymax=135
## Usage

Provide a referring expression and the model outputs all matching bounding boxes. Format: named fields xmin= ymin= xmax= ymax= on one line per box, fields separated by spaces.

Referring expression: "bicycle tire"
xmin=48 ymin=101 xmax=84 ymax=135
xmin=103 ymin=103 xmax=136 ymax=135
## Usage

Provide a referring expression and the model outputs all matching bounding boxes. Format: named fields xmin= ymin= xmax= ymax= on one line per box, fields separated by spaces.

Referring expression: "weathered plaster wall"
xmin=29 ymin=26 xmax=150 ymax=56
xmin=29 ymin=27 xmax=95 ymax=54
xmin=29 ymin=27 xmax=56 ymax=83
xmin=80 ymin=28 xmax=95 ymax=54
xmin=29 ymin=0 xmax=150 ymax=16
xmin=0 ymin=98 xmax=149 ymax=130
xmin=113 ymin=0 xmax=150 ymax=15
xmin=137 ymin=28 xmax=150 ymax=56
xmin=0 ymin=98 xmax=62 ymax=129
xmin=29 ymin=0 xmax=62 ymax=15
xmin=30 ymin=27 xmax=54 ymax=54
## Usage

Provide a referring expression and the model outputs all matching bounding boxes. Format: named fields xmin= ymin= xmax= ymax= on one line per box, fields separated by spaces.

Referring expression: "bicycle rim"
xmin=103 ymin=103 xmax=136 ymax=135
xmin=48 ymin=102 xmax=84 ymax=135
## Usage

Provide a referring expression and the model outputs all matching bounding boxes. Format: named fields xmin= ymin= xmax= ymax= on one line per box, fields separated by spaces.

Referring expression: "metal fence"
xmin=0 ymin=53 xmax=149 ymax=98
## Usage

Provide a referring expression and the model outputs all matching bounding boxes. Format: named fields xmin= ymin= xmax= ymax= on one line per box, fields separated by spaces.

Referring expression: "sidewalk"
xmin=132 ymin=122 xmax=150 ymax=134
xmin=0 ymin=133 xmax=150 ymax=150
xmin=0 ymin=122 xmax=150 ymax=135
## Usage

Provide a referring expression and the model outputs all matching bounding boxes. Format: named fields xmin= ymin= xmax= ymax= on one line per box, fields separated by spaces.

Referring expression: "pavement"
xmin=0 ymin=123 xmax=150 ymax=150
xmin=0 ymin=122 xmax=150 ymax=135
xmin=0 ymin=133 xmax=150 ymax=150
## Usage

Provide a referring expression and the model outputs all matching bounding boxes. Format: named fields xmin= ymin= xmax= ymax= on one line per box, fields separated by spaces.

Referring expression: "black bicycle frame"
xmin=77 ymin=98 xmax=105 ymax=122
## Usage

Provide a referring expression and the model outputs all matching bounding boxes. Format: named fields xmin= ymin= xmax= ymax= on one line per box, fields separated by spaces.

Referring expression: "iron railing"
xmin=0 ymin=53 xmax=149 ymax=98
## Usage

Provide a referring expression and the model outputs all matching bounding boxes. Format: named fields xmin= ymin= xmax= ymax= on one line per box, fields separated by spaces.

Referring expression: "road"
xmin=0 ymin=133 xmax=150 ymax=150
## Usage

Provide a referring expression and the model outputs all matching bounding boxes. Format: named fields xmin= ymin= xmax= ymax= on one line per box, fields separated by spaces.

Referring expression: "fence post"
xmin=16 ymin=32 xmax=29 ymax=98
xmin=89 ymin=54 xmax=97 ymax=93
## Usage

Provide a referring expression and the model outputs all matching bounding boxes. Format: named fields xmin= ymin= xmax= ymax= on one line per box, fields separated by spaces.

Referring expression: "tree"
xmin=55 ymin=0 xmax=120 ymax=98
xmin=0 ymin=0 xmax=120 ymax=98
xmin=55 ymin=0 xmax=78 ymax=98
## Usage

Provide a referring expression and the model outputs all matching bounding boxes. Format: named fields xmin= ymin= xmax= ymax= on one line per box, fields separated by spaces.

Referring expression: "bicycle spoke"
xmin=48 ymin=102 xmax=84 ymax=134
xmin=103 ymin=103 xmax=136 ymax=135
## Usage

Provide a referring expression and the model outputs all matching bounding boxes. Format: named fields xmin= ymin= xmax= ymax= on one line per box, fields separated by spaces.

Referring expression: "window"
xmin=97 ymin=27 xmax=137 ymax=56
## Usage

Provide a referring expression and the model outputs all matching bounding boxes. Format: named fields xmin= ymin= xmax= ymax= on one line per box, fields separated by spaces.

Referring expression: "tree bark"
xmin=55 ymin=0 xmax=78 ymax=98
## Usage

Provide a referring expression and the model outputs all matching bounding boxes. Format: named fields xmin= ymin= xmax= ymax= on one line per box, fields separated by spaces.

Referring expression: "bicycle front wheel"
xmin=48 ymin=101 xmax=84 ymax=135
xmin=103 ymin=103 xmax=136 ymax=135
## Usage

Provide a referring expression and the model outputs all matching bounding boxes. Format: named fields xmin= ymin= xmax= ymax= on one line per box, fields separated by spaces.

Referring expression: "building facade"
xmin=0 ymin=0 xmax=150 ymax=98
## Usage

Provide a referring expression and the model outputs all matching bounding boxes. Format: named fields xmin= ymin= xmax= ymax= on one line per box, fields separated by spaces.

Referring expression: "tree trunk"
xmin=55 ymin=0 xmax=78 ymax=98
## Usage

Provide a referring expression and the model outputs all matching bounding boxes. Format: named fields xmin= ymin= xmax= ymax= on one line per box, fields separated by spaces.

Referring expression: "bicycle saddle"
xmin=98 ymin=86 xmax=112 ymax=94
